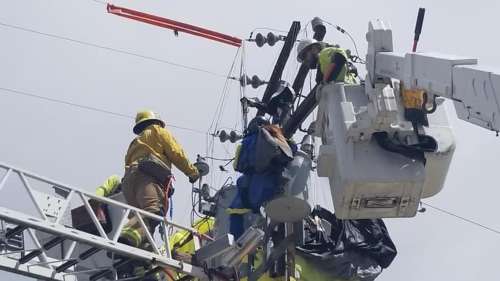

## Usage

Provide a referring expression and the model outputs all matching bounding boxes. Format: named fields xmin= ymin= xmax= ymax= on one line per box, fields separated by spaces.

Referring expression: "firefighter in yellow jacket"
xmin=119 ymin=110 xmax=200 ymax=249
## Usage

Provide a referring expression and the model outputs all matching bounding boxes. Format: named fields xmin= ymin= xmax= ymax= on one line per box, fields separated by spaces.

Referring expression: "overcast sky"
xmin=1 ymin=0 xmax=500 ymax=280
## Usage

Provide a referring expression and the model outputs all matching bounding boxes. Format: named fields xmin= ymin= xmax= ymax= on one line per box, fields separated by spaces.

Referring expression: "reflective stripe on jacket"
xmin=125 ymin=124 xmax=198 ymax=178
xmin=169 ymin=217 xmax=214 ymax=254
xmin=95 ymin=175 xmax=121 ymax=197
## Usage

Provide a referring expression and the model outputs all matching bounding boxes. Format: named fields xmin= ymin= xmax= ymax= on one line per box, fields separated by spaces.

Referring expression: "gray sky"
xmin=1 ymin=0 xmax=500 ymax=280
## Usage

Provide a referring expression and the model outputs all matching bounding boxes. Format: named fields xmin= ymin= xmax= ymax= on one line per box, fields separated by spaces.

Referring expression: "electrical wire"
xmin=0 ymin=86 xmax=208 ymax=135
xmin=203 ymin=156 xmax=235 ymax=162
xmin=251 ymin=27 xmax=288 ymax=34
xmin=89 ymin=0 xmax=107 ymax=5
xmin=421 ymin=202 xmax=500 ymax=236
xmin=322 ymin=20 xmax=366 ymax=64
xmin=343 ymin=29 xmax=365 ymax=64
xmin=206 ymin=48 xmax=241 ymax=186
xmin=0 ymin=21 xmax=229 ymax=79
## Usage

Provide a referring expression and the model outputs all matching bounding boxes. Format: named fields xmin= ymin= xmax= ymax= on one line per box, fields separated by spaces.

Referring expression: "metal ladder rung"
xmin=55 ymin=247 xmax=101 ymax=272
xmin=19 ymin=236 xmax=65 ymax=264
xmin=5 ymin=225 xmax=27 ymax=239
xmin=18 ymin=249 xmax=42 ymax=264
xmin=79 ymin=247 xmax=101 ymax=259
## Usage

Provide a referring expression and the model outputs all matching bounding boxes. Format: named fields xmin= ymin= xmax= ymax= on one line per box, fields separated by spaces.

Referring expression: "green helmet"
xmin=133 ymin=110 xmax=165 ymax=134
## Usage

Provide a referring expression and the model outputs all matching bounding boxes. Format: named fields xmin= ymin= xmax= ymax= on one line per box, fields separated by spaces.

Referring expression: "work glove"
xmin=189 ymin=171 xmax=200 ymax=184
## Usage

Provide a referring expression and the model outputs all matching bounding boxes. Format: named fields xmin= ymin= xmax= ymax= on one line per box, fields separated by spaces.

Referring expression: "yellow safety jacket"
xmin=95 ymin=175 xmax=121 ymax=197
xmin=318 ymin=47 xmax=356 ymax=84
xmin=169 ymin=218 xmax=214 ymax=254
xmin=164 ymin=218 xmax=214 ymax=281
xmin=125 ymin=124 xmax=198 ymax=178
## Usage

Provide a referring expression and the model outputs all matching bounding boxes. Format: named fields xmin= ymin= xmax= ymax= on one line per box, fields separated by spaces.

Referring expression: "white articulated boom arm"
xmin=368 ymin=19 xmax=500 ymax=133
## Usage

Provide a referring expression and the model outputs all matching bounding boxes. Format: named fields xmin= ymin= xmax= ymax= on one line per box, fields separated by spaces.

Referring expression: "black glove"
xmin=189 ymin=173 xmax=200 ymax=184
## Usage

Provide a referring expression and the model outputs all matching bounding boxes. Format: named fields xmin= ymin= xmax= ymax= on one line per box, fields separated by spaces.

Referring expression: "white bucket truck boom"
xmin=315 ymin=19 xmax=500 ymax=219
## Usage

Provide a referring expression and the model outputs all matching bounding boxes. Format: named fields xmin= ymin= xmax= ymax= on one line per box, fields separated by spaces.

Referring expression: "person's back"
xmin=116 ymin=110 xmax=200 ymax=280
xmin=125 ymin=123 xmax=198 ymax=179
xmin=318 ymin=46 xmax=356 ymax=84
xmin=119 ymin=110 xmax=199 ymax=248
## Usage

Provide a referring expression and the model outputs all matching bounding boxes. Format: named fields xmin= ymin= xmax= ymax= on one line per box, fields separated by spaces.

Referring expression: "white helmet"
xmin=296 ymin=39 xmax=323 ymax=63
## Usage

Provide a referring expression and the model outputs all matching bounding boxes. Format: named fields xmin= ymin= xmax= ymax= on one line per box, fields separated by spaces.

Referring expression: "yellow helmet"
xmin=133 ymin=110 xmax=165 ymax=134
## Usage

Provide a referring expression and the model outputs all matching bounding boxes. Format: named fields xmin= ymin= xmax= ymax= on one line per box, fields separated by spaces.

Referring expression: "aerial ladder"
xmin=0 ymin=160 xmax=265 ymax=281
xmin=0 ymin=161 xmax=210 ymax=281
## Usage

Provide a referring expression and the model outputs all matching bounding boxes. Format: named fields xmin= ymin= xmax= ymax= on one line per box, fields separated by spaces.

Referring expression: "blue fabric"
xmin=229 ymin=214 xmax=244 ymax=240
xmin=229 ymin=130 xmax=296 ymax=239
xmin=235 ymin=133 xmax=258 ymax=173
xmin=247 ymin=174 xmax=280 ymax=209
xmin=229 ymin=173 xmax=281 ymax=239
xmin=289 ymin=141 xmax=298 ymax=155
xmin=229 ymin=173 xmax=280 ymax=212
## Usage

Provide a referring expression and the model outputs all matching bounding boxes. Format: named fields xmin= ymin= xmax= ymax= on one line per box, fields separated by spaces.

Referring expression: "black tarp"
xmin=296 ymin=206 xmax=397 ymax=280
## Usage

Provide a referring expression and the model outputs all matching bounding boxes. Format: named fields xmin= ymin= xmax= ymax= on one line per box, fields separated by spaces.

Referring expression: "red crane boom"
xmin=107 ymin=4 xmax=242 ymax=47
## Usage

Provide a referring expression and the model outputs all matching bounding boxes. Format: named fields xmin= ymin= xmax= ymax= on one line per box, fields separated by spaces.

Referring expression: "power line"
xmin=0 ymin=86 xmax=207 ymax=135
xmin=3 ymin=90 xmax=500 ymax=236
xmin=89 ymin=0 xmax=107 ymax=5
xmin=422 ymin=202 xmax=500 ymax=236
xmin=0 ymin=21 xmax=229 ymax=79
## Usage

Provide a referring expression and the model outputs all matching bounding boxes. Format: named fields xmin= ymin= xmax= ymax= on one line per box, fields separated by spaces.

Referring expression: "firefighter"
xmin=119 ymin=110 xmax=200 ymax=249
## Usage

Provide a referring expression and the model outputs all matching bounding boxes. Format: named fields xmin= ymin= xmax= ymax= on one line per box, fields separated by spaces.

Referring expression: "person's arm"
xmin=323 ymin=52 xmax=347 ymax=82
xmin=158 ymin=127 xmax=199 ymax=178
xmin=96 ymin=175 xmax=121 ymax=197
